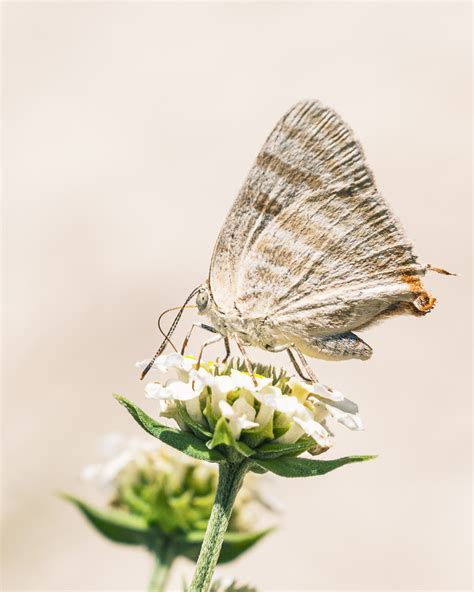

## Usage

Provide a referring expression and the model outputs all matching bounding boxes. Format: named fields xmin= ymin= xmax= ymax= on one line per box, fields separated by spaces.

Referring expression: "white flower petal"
xmin=232 ymin=396 xmax=257 ymax=422
xmin=158 ymin=353 xmax=195 ymax=373
xmin=164 ymin=380 xmax=202 ymax=401
xmin=254 ymin=403 xmax=274 ymax=427
xmin=218 ymin=400 xmax=258 ymax=440
xmin=157 ymin=399 xmax=177 ymax=417
xmin=253 ymin=386 xmax=301 ymax=417
xmin=288 ymin=376 xmax=344 ymax=402
xmin=323 ymin=396 xmax=359 ymax=415
xmin=145 ymin=379 xmax=201 ymax=401
xmin=218 ymin=400 xmax=234 ymax=419
xmin=274 ymin=422 xmax=305 ymax=444
xmin=189 ymin=367 xmax=214 ymax=387
xmin=311 ymin=384 xmax=344 ymax=402
xmin=99 ymin=449 xmax=135 ymax=485
xmin=81 ymin=464 xmax=101 ymax=481
xmin=230 ymin=369 xmax=272 ymax=391
xmin=135 ymin=359 xmax=152 ymax=370
xmin=213 ymin=374 xmax=236 ymax=394
xmin=240 ymin=417 xmax=259 ymax=430
xmin=145 ymin=382 xmax=167 ymax=399
xmin=135 ymin=353 xmax=196 ymax=374
xmin=185 ymin=397 xmax=205 ymax=425
xmin=324 ymin=402 xmax=364 ymax=430
xmin=98 ymin=432 xmax=126 ymax=459
xmin=293 ymin=417 xmax=331 ymax=448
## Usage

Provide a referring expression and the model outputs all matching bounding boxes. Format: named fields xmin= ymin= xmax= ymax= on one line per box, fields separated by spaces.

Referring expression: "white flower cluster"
xmin=81 ymin=432 xmax=162 ymax=487
xmin=135 ymin=353 xmax=363 ymax=451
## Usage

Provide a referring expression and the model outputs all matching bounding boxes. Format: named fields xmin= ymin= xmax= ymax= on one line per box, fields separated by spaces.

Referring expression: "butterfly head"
xmin=196 ymin=287 xmax=210 ymax=313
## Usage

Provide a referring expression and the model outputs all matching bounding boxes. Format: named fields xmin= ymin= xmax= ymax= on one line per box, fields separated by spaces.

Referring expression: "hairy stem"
xmin=189 ymin=461 xmax=249 ymax=592
xmin=148 ymin=543 xmax=174 ymax=592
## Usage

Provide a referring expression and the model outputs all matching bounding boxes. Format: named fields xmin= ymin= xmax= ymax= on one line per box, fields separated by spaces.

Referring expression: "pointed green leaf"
xmin=241 ymin=417 xmax=274 ymax=449
xmin=203 ymin=397 xmax=218 ymax=431
xmin=208 ymin=416 xmax=234 ymax=448
xmin=114 ymin=395 xmax=224 ymax=463
xmin=253 ymin=455 xmax=377 ymax=478
xmin=120 ymin=484 xmax=152 ymax=517
xmin=176 ymin=402 xmax=212 ymax=440
xmin=218 ymin=528 xmax=275 ymax=563
xmin=61 ymin=494 xmax=149 ymax=545
xmin=249 ymin=463 xmax=267 ymax=474
xmin=207 ymin=417 xmax=255 ymax=458
xmin=255 ymin=437 xmax=315 ymax=459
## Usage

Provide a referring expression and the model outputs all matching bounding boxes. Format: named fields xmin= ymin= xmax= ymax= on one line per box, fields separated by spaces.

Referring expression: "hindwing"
xmin=209 ymin=100 xmax=430 ymax=335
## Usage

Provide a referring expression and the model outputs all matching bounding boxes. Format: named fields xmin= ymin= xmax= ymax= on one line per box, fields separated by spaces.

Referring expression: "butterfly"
xmin=141 ymin=100 xmax=451 ymax=382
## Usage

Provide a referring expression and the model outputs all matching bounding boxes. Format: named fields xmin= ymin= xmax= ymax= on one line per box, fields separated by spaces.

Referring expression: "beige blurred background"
xmin=2 ymin=2 xmax=472 ymax=591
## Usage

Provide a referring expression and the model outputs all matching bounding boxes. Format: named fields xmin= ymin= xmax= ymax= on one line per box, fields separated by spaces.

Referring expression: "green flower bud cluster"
xmin=64 ymin=435 xmax=273 ymax=567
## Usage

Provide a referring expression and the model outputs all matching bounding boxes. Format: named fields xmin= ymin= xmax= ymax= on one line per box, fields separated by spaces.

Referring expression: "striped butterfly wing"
xmin=209 ymin=100 xmax=430 ymax=336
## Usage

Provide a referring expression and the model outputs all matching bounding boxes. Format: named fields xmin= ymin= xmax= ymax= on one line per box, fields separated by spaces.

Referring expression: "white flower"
xmin=293 ymin=417 xmax=331 ymax=448
xmin=253 ymin=386 xmax=298 ymax=415
xmin=288 ymin=377 xmax=363 ymax=431
xmin=288 ymin=376 xmax=343 ymax=402
xmin=145 ymin=379 xmax=201 ymax=401
xmin=324 ymin=399 xmax=364 ymax=430
xmin=272 ymin=399 xmax=331 ymax=447
xmin=135 ymin=353 xmax=195 ymax=374
xmin=274 ymin=422 xmax=306 ymax=445
xmin=218 ymin=400 xmax=258 ymax=440
xmin=138 ymin=353 xmax=364 ymax=450
xmin=230 ymin=368 xmax=273 ymax=392
xmin=82 ymin=433 xmax=159 ymax=487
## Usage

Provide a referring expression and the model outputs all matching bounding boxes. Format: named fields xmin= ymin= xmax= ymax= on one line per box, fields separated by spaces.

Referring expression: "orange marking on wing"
xmin=401 ymin=275 xmax=436 ymax=313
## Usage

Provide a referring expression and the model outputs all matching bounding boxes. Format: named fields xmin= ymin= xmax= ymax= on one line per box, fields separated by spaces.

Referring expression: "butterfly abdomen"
xmin=296 ymin=331 xmax=373 ymax=361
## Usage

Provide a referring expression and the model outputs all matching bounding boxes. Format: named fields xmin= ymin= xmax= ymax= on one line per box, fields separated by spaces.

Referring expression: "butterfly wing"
xmin=209 ymin=100 xmax=433 ymax=342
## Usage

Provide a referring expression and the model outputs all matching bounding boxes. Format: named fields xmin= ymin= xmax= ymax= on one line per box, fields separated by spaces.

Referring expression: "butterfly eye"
xmin=196 ymin=290 xmax=209 ymax=312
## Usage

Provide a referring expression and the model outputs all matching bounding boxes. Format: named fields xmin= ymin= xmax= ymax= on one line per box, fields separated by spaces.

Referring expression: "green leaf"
xmin=203 ymin=396 xmax=218 ymax=431
xmin=120 ymin=484 xmax=152 ymax=517
xmin=219 ymin=528 xmax=275 ymax=563
xmin=114 ymin=395 xmax=224 ymax=463
xmin=249 ymin=463 xmax=267 ymax=474
xmin=253 ymin=455 xmax=377 ymax=478
xmin=241 ymin=417 xmax=274 ymax=449
xmin=177 ymin=528 xmax=274 ymax=563
xmin=176 ymin=402 xmax=212 ymax=440
xmin=255 ymin=437 xmax=315 ymax=459
xmin=61 ymin=494 xmax=149 ymax=545
xmin=207 ymin=417 xmax=255 ymax=458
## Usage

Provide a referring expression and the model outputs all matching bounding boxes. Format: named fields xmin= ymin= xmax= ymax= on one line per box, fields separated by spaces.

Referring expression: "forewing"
xmin=210 ymin=100 xmax=426 ymax=332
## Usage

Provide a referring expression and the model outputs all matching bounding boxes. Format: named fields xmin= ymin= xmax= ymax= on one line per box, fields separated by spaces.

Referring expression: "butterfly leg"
xmin=264 ymin=344 xmax=312 ymax=381
xmin=222 ymin=337 xmax=231 ymax=363
xmin=190 ymin=333 xmax=224 ymax=389
xmin=287 ymin=348 xmax=313 ymax=382
xmin=195 ymin=333 xmax=224 ymax=368
xmin=293 ymin=346 xmax=319 ymax=383
xmin=181 ymin=322 xmax=219 ymax=355
xmin=234 ymin=336 xmax=258 ymax=387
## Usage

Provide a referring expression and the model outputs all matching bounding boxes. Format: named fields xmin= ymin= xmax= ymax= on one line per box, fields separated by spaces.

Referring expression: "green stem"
xmin=189 ymin=461 xmax=249 ymax=592
xmin=148 ymin=543 xmax=175 ymax=592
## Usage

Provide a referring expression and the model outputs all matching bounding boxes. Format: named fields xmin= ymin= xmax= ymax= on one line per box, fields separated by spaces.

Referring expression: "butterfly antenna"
xmin=139 ymin=286 xmax=201 ymax=380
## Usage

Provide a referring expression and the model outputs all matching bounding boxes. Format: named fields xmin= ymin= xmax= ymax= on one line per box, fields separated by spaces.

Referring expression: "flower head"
xmin=139 ymin=353 xmax=363 ymax=458
xmin=81 ymin=433 xmax=272 ymax=537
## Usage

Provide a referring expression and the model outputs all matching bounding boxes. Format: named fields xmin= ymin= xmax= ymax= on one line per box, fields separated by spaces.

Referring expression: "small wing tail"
xmin=426 ymin=264 xmax=457 ymax=276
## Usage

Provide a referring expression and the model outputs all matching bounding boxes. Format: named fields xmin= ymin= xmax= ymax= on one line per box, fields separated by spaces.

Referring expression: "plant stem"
xmin=148 ymin=543 xmax=174 ymax=592
xmin=189 ymin=461 xmax=249 ymax=592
